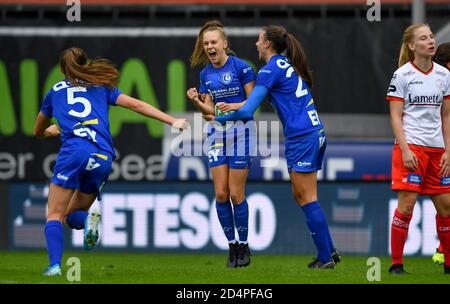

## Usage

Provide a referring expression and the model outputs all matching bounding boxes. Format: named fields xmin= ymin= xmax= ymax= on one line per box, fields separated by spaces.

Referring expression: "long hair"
xmin=59 ymin=47 xmax=119 ymax=88
xmin=398 ymin=23 xmax=430 ymax=67
xmin=263 ymin=25 xmax=313 ymax=88
xmin=434 ymin=42 xmax=450 ymax=68
xmin=190 ymin=20 xmax=235 ymax=67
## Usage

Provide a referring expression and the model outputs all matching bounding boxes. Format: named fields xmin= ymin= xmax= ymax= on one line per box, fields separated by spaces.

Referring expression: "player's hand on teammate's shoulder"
xmin=171 ymin=119 xmax=189 ymax=131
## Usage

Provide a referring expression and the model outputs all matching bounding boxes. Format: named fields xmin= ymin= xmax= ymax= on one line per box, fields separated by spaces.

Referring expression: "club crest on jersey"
xmin=436 ymin=79 xmax=445 ymax=90
xmin=221 ymin=73 xmax=232 ymax=84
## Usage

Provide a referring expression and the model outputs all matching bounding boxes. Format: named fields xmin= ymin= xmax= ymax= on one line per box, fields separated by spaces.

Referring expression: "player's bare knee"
xmin=397 ymin=204 xmax=415 ymax=216
xmin=437 ymin=204 xmax=450 ymax=217
xmin=215 ymin=191 xmax=230 ymax=202
xmin=47 ymin=212 xmax=64 ymax=222
xmin=230 ymin=193 xmax=245 ymax=205
xmin=292 ymin=192 xmax=303 ymax=205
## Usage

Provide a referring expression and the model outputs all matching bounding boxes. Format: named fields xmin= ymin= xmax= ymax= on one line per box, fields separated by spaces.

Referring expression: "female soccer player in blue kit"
xmin=186 ymin=20 xmax=256 ymax=268
xmin=215 ymin=25 xmax=340 ymax=268
xmin=34 ymin=47 xmax=188 ymax=276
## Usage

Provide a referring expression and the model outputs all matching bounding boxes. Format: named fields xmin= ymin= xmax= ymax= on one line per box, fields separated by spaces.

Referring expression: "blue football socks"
xmin=44 ymin=220 xmax=64 ymax=267
xmin=216 ymin=200 xmax=236 ymax=242
xmin=66 ymin=210 xmax=88 ymax=230
xmin=233 ymin=200 xmax=249 ymax=243
xmin=302 ymin=201 xmax=333 ymax=263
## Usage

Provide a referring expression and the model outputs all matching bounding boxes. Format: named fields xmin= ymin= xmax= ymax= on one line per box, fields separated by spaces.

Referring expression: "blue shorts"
xmin=52 ymin=140 xmax=113 ymax=195
xmin=285 ymin=129 xmax=326 ymax=173
xmin=206 ymin=125 xmax=255 ymax=170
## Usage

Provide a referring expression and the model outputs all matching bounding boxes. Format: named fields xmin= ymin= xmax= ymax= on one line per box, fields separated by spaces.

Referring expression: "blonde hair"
xmin=190 ymin=20 xmax=235 ymax=67
xmin=398 ymin=23 xmax=431 ymax=67
xmin=59 ymin=47 xmax=119 ymax=89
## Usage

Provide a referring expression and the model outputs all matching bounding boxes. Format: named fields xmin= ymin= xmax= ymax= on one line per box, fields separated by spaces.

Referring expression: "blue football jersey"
xmin=256 ymin=54 xmax=323 ymax=139
xmin=40 ymin=80 xmax=121 ymax=157
xmin=199 ymin=55 xmax=255 ymax=106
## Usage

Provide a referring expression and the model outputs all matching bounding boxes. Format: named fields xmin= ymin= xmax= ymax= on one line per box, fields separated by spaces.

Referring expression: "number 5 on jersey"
xmin=67 ymin=87 xmax=92 ymax=118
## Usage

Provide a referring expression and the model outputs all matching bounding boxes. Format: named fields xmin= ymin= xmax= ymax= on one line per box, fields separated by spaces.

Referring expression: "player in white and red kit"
xmin=386 ymin=24 xmax=450 ymax=274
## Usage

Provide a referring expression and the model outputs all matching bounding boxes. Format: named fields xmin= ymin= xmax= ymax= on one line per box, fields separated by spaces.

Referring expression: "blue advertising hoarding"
xmin=164 ymin=141 xmax=393 ymax=181
xmin=8 ymin=182 xmax=440 ymax=256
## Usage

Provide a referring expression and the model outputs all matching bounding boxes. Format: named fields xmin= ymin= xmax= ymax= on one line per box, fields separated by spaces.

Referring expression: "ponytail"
xmin=59 ymin=47 xmax=119 ymax=89
xmin=286 ymin=33 xmax=313 ymax=88
xmin=263 ymin=25 xmax=313 ymax=88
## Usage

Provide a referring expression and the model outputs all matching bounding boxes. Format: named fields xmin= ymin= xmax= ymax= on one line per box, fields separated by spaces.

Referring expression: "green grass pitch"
xmin=0 ymin=251 xmax=449 ymax=284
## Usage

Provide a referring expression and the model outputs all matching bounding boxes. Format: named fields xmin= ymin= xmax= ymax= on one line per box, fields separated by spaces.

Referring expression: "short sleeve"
xmin=107 ymin=87 xmax=122 ymax=106
xmin=236 ymin=59 xmax=256 ymax=86
xmin=40 ymin=90 xmax=53 ymax=117
xmin=386 ymin=71 xmax=406 ymax=102
xmin=255 ymin=64 xmax=278 ymax=90
xmin=444 ymin=73 xmax=450 ymax=101
xmin=198 ymin=69 xmax=208 ymax=94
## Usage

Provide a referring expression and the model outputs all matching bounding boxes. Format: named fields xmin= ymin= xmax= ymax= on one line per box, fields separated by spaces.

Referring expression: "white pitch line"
xmin=0 ymin=26 xmax=262 ymax=37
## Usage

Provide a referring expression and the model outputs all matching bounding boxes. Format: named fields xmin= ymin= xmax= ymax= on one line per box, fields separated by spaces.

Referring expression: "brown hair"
xmin=190 ymin=20 xmax=235 ymax=67
xmin=398 ymin=23 xmax=431 ymax=67
xmin=434 ymin=42 xmax=450 ymax=68
xmin=262 ymin=25 xmax=313 ymax=88
xmin=59 ymin=47 xmax=119 ymax=88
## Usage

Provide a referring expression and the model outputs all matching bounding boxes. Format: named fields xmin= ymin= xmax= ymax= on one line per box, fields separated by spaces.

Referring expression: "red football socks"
xmin=436 ymin=215 xmax=450 ymax=267
xmin=391 ymin=209 xmax=412 ymax=265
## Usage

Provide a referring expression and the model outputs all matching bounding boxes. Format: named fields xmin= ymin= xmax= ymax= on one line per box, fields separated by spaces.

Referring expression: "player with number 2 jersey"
xmin=216 ymin=25 xmax=340 ymax=269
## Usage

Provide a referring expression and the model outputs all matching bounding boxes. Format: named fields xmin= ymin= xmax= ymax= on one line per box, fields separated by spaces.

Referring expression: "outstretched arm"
xmin=216 ymin=86 xmax=268 ymax=123
xmin=116 ymin=94 xmax=188 ymax=130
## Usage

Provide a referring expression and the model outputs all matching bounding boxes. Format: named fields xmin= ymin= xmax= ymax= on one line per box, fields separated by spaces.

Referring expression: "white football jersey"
xmin=386 ymin=61 xmax=450 ymax=148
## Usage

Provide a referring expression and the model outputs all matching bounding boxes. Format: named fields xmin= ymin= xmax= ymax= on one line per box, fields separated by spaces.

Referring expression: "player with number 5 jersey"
xmin=34 ymin=47 xmax=188 ymax=276
xmin=216 ymin=25 xmax=340 ymax=269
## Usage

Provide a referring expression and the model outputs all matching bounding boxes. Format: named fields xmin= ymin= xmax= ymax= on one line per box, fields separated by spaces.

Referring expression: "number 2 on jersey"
xmin=276 ymin=59 xmax=308 ymax=98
